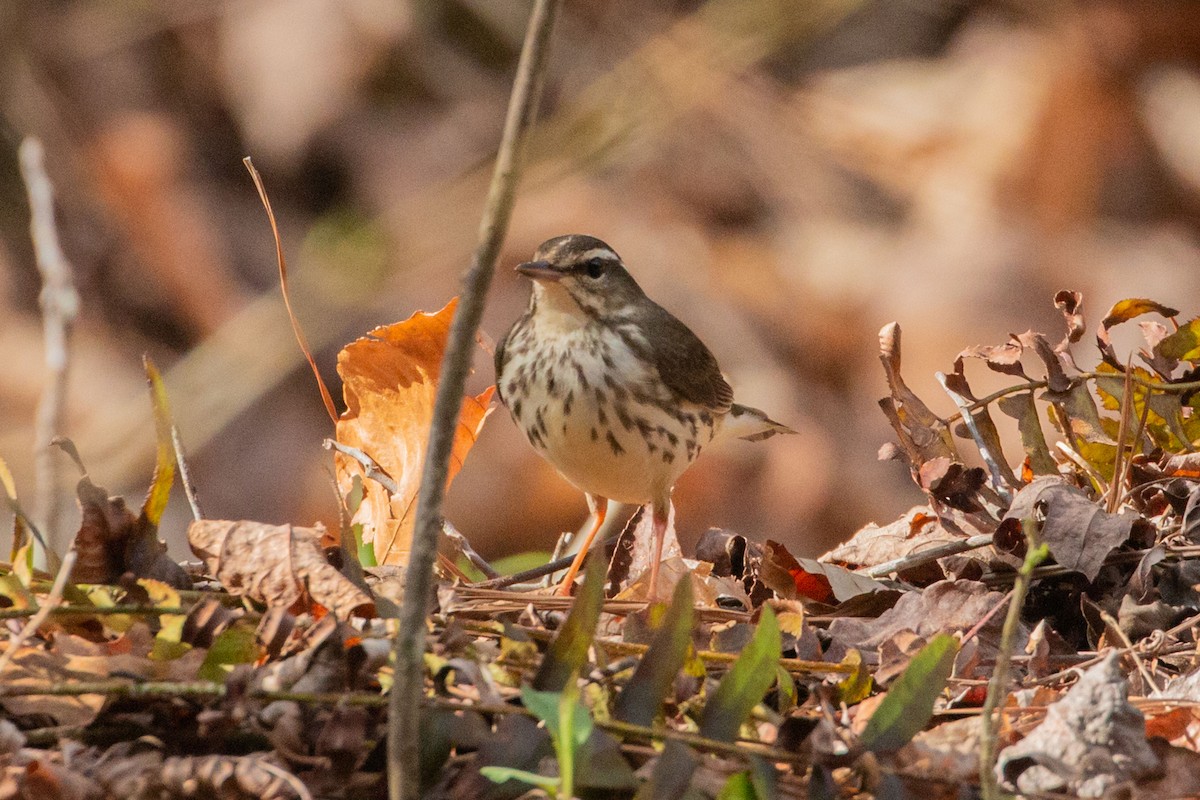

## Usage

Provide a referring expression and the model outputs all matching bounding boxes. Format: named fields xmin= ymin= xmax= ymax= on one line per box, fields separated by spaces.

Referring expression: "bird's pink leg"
xmin=555 ymin=495 xmax=607 ymax=596
xmin=647 ymin=500 xmax=669 ymax=602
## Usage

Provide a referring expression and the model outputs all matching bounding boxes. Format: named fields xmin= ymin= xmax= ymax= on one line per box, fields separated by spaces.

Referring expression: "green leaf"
xmin=479 ymin=766 xmax=560 ymax=793
xmin=532 ymin=556 xmax=605 ymax=692
xmin=717 ymin=772 xmax=757 ymax=800
xmin=521 ymin=685 xmax=593 ymax=752
xmin=1158 ymin=317 xmax=1200 ymax=361
xmin=613 ymin=577 xmax=694 ymax=726
xmin=197 ymin=624 xmax=259 ymax=682
xmin=859 ymin=633 xmax=958 ymax=753
xmin=700 ymin=605 xmax=781 ymax=742
xmin=492 ymin=551 xmax=554 ymax=576
xmin=997 ymin=392 xmax=1057 ymax=475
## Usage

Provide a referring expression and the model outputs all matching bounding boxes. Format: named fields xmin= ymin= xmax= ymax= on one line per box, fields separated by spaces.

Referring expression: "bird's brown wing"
xmin=639 ymin=301 xmax=734 ymax=413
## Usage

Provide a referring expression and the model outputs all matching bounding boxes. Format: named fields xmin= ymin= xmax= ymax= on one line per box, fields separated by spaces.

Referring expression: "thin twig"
xmin=979 ymin=519 xmax=1047 ymax=800
xmin=19 ymin=138 xmax=80 ymax=559
xmin=864 ymin=534 xmax=993 ymax=578
xmin=441 ymin=521 xmax=499 ymax=579
xmin=323 ymin=439 xmax=399 ymax=495
xmin=243 ymin=158 xmax=339 ymax=426
xmin=0 ymin=549 xmax=77 ymax=673
xmin=936 ymin=372 xmax=1015 ymax=505
xmin=1099 ymin=609 xmax=1160 ymax=693
xmin=0 ymin=604 xmax=189 ymax=619
xmin=471 ymin=552 xmax=578 ymax=588
xmin=1106 ymin=360 xmax=1135 ymax=514
xmin=389 ymin=2 xmax=562 ymax=798
xmin=168 ymin=424 xmax=204 ymax=521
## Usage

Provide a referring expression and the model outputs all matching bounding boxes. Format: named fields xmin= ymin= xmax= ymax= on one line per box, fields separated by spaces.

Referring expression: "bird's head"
xmin=516 ymin=234 xmax=645 ymax=319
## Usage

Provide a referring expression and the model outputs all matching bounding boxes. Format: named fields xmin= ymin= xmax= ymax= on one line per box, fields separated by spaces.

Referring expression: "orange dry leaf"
xmin=334 ymin=298 xmax=494 ymax=566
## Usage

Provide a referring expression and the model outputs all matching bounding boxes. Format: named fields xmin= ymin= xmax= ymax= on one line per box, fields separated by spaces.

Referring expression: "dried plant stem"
xmin=388 ymin=2 xmax=562 ymax=798
xmin=864 ymin=533 xmax=993 ymax=579
xmin=453 ymin=619 xmax=855 ymax=676
xmin=979 ymin=519 xmax=1047 ymax=800
xmin=323 ymin=439 xmax=399 ymax=495
xmin=171 ymin=425 xmax=204 ymax=521
xmin=0 ymin=549 xmax=76 ymax=674
xmin=19 ymin=138 xmax=80 ymax=558
xmin=1106 ymin=362 xmax=1136 ymax=513
xmin=936 ymin=372 xmax=1014 ymax=504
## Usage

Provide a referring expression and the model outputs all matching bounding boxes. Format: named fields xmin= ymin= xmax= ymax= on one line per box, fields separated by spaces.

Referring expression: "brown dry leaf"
xmin=334 ymin=298 xmax=494 ymax=566
xmin=1053 ymin=290 xmax=1085 ymax=351
xmin=957 ymin=338 xmax=1029 ymax=379
xmin=72 ymin=476 xmax=137 ymax=585
xmin=821 ymin=507 xmax=971 ymax=585
xmin=827 ymin=580 xmax=1021 ymax=665
xmin=997 ymin=476 xmax=1152 ymax=582
xmin=188 ymin=520 xmax=374 ymax=619
xmin=877 ymin=322 xmax=957 ymax=469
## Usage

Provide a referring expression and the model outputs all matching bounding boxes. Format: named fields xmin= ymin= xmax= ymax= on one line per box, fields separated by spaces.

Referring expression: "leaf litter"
xmin=6 ymin=290 xmax=1200 ymax=798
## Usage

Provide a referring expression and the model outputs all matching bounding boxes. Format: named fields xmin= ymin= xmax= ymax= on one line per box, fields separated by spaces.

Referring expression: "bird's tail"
xmin=725 ymin=404 xmax=797 ymax=442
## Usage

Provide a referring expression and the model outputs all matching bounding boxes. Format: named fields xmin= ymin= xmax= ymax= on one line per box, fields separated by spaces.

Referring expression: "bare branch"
xmin=19 ymin=138 xmax=79 ymax=558
xmin=388 ymin=1 xmax=563 ymax=797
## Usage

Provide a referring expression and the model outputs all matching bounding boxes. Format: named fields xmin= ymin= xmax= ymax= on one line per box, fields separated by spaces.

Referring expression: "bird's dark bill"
xmin=515 ymin=260 xmax=563 ymax=281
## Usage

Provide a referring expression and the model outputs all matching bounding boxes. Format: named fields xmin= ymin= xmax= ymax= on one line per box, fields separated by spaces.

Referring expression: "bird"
xmin=494 ymin=234 xmax=794 ymax=598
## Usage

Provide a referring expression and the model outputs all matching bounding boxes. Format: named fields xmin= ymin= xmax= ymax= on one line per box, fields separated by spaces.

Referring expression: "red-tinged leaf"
xmin=761 ymin=540 xmax=890 ymax=603
xmin=859 ymin=633 xmax=958 ymax=753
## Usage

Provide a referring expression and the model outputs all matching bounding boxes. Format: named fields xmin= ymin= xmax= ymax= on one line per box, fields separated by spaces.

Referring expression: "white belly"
xmin=500 ymin=321 xmax=720 ymax=504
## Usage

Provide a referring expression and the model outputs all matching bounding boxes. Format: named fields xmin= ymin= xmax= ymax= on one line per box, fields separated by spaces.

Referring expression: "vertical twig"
xmin=387 ymin=2 xmax=563 ymax=799
xmin=19 ymin=138 xmax=80 ymax=559
xmin=171 ymin=426 xmax=205 ymax=521
xmin=979 ymin=518 xmax=1048 ymax=799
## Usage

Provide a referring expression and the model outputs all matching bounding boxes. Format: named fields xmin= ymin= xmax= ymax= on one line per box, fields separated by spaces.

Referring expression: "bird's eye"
xmin=583 ymin=258 xmax=605 ymax=279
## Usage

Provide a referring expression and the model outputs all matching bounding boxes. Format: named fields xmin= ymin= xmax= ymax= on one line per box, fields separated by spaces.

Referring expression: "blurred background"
xmin=2 ymin=0 xmax=1200 ymax=562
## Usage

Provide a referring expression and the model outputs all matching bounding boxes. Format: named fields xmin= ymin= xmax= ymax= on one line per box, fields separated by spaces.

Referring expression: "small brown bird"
xmin=495 ymin=235 xmax=794 ymax=596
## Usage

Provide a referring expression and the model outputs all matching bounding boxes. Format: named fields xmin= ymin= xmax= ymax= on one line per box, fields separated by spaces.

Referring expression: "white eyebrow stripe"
xmin=575 ymin=247 xmax=619 ymax=262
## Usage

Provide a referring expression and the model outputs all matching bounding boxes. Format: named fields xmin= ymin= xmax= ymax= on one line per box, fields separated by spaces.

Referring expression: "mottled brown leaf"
xmin=999 ymin=476 xmax=1150 ymax=581
xmin=996 ymin=652 xmax=1158 ymax=796
xmin=188 ymin=520 xmax=374 ymax=619
xmin=878 ymin=323 xmax=956 ymax=467
xmin=1053 ymin=290 xmax=1085 ymax=349
xmin=957 ymin=339 xmax=1028 ymax=378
